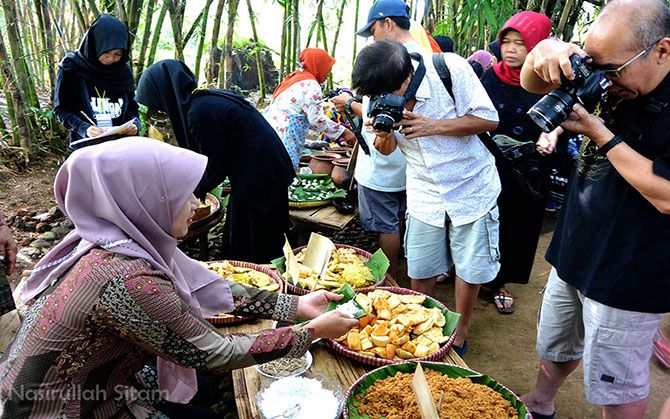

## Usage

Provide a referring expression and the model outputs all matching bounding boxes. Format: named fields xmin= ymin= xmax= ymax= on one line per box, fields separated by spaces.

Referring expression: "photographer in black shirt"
xmin=519 ymin=0 xmax=670 ymax=417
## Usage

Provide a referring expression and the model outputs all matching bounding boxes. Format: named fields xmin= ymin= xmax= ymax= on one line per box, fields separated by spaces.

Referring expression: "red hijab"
xmin=272 ymin=48 xmax=336 ymax=98
xmin=493 ymin=11 xmax=551 ymax=86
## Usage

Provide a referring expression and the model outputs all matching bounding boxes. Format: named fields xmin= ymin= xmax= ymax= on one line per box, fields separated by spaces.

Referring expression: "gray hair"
xmin=601 ymin=0 xmax=670 ymax=50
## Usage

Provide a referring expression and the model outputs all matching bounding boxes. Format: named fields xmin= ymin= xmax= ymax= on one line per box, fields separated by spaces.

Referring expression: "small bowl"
xmin=255 ymin=351 xmax=313 ymax=380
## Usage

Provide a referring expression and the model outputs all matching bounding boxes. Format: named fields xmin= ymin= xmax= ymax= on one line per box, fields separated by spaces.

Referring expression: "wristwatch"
xmin=344 ymin=97 xmax=356 ymax=113
xmin=598 ymin=134 xmax=624 ymax=156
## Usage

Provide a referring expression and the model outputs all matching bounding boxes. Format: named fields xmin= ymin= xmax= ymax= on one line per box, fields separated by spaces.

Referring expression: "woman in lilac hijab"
xmin=0 ymin=137 xmax=357 ymax=418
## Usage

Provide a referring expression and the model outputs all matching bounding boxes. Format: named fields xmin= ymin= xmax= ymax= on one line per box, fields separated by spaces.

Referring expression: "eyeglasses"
xmin=597 ymin=38 xmax=662 ymax=80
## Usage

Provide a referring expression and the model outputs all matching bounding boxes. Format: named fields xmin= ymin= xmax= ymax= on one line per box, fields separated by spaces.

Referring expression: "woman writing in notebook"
xmin=54 ymin=14 xmax=140 ymax=149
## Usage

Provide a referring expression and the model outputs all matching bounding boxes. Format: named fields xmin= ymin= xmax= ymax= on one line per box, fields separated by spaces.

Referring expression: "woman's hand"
xmin=536 ymin=126 xmax=563 ymax=155
xmin=0 ymin=225 xmax=17 ymax=275
xmin=123 ymin=124 xmax=138 ymax=136
xmin=306 ymin=310 xmax=359 ymax=339
xmin=296 ymin=290 xmax=342 ymax=319
xmin=340 ymin=128 xmax=357 ymax=145
xmin=86 ymin=126 xmax=105 ymax=137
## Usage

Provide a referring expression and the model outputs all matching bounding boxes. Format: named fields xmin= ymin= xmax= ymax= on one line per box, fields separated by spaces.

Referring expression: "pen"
xmin=80 ymin=111 xmax=96 ymax=126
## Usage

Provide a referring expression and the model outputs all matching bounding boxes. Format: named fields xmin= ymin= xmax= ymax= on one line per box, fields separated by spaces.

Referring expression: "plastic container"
xmin=256 ymin=372 xmax=344 ymax=419
xmin=255 ymin=351 xmax=312 ymax=380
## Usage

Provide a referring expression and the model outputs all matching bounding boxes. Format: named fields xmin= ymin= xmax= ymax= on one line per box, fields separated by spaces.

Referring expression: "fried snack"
xmin=335 ymin=290 xmax=450 ymax=360
xmin=284 ymin=247 xmax=376 ymax=291
xmin=204 ymin=261 xmax=280 ymax=292
xmin=354 ymin=370 xmax=518 ymax=419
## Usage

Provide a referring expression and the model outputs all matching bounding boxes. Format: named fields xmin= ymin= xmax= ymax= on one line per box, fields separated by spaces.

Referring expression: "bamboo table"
xmin=218 ymin=277 xmax=467 ymax=419
xmin=289 ymin=205 xmax=359 ymax=245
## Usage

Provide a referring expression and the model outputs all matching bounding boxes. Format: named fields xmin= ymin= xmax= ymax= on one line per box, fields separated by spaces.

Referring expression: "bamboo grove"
xmin=0 ymin=0 xmax=602 ymax=153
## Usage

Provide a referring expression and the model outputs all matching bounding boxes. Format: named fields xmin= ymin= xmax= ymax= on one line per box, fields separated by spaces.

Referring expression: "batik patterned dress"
xmin=263 ymin=80 xmax=345 ymax=168
xmin=0 ymin=249 xmax=309 ymax=418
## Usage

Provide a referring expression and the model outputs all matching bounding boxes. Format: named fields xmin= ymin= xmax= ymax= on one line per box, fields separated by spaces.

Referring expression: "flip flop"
xmin=654 ymin=335 xmax=670 ymax=368
xmin=452 ymin=340 xmax=469 ymax=357
xmin=494 ymin=290 xmax=515 ymax=314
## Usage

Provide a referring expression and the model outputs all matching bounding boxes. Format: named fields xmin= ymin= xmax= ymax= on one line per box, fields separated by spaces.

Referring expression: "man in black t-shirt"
xmin=518 ymin=0 xmax=670 ymax=417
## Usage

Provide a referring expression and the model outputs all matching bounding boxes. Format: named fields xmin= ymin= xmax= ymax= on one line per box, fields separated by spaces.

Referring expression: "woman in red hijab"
xmin=264 ymin=48 xmax=354 ymax=169
xmin=480 ymin=11 xmax=558 ymax=314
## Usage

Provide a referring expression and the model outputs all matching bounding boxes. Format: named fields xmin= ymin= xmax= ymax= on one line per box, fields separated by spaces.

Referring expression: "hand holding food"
xmin=306 ymin=310 xmax=359 ymax=340
xmin=297 ymin=290 xmax=344 ymax=319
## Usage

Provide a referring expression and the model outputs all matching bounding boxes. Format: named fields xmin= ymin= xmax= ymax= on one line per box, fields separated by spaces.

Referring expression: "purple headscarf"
xmin=467 ymin=50 xmax=495 ymax=70
xmin=21 ymin=137 xmax=234 ymax=403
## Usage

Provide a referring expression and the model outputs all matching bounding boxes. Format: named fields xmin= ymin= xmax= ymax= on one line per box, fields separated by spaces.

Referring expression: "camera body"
xmin=368 ymin=93 xmax=406 ymax=133
xmin=528 ymin=54 xmax=610 ymax=133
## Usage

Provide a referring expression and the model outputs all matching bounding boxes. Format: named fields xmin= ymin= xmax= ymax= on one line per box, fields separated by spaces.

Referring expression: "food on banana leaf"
xmin=204 ymin=261 xmax=280 ymax=292
xmin=283 ymin=247 xmax=376 ymax=291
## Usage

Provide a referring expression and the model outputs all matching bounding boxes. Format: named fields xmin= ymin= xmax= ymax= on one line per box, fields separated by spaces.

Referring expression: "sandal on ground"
xmin=528 ymin=411 xmax=555 ymax=419
xmin=452 ymin=340 xmax=469 ymax=357
xmin=436 ymin=271 xmax=455 ymax=284
xmin=654 ymin=334 xmax=670 ymax=368
xmin=494 ymin=289 xmax=515 ymax=314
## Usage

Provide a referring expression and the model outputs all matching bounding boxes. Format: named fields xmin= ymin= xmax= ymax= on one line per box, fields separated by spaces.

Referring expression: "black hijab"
xmin=60 ymin=14 xmax=134 ymax=94
xmin=135 ymin=59 xmax=252 ymax=150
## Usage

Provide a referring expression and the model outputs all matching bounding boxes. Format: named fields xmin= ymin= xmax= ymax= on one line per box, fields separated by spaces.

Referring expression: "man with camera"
xmin=351 ymin=8 xmax=501 ymax=353
xmin=519 ymin=0 xmax=670 ymax=417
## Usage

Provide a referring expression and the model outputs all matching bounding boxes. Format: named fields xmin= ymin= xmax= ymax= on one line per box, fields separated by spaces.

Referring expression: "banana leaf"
xmin=346 ymin=362 xmax=530 ymax=419
xmin=272 ymin=248 xmax=390 ymax=286
xmin=326 ymin=283 xmax=367 ymax=318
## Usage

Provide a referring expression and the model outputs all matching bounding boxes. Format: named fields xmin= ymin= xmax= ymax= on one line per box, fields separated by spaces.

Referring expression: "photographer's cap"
xmin=357 ymin=0 xmax=410 ymax=38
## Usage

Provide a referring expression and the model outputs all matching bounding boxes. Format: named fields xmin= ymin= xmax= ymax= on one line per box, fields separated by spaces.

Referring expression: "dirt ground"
xmin=1 ymin=165 xmax=668 ymax=418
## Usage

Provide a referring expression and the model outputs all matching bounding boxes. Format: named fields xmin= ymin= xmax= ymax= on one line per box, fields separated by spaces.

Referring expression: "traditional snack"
xmin=285 ymin=247 xmax=376 ymax=291
xmin=354 ymin=369 xmax=518 ymax=419
xmin=204 ymin=261 xmax=279 ymax=292
xmin=288 ymin=175 xmax=344 ymax=202
xmin=257 ymin=356 xmax=308 ymax=378
xmin=335 ymin=289 xmax=449 ymax=360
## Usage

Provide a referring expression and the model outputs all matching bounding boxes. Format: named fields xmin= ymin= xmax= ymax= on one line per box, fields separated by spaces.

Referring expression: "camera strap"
xmin=404 ymin=53 xmax=426 ymax=102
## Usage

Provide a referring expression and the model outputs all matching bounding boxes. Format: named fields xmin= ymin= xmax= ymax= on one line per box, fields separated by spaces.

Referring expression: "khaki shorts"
xmin=536 ymin=269 xmax=661 ymax=405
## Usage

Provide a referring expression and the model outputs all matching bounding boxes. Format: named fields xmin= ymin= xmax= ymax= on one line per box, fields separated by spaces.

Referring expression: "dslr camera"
xmin=528 ymin=54 xmax=610 ymax=133
xmin=368 ymin=93 xmax=406 ymax=133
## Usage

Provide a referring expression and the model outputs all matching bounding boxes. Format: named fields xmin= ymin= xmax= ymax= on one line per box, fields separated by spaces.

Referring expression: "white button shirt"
xmin=395 ymin=44 xmax=501 ymax=227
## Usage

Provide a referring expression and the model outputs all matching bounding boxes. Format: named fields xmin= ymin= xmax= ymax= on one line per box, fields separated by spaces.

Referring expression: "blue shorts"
xmin=404 ymin=207 xmax=500 ymax=284
xmin=357 ymin=185 xmax=406 ymax=234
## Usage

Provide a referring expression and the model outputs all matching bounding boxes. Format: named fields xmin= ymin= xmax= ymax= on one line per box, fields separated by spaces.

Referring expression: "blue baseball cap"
xmin=357 ymin=0 xmax=410 ymax=38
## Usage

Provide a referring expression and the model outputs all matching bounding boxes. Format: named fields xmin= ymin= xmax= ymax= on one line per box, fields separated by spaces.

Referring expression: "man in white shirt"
xmin=352 ymin=0 xmax=501 ymax=355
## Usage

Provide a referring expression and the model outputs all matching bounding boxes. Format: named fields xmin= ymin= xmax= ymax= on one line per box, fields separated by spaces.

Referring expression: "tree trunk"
xmin=166 ymin=0 xmax=185 ymax=61
xmin=136 ymin=0 xmax=157 ymax=80
xmin=556 ymin=0 xmax=574 ymax=37
xmin=291 ymin=0 xmax=299 ymax=72
xmin=0 ymin=28 xmax=31 ymax=147
xmin=86 ymin=0 xmax=101 ymax=17
xmin=279 ymin=1 xmax=289 ymax=78
xmin=221 ymin=0 xmax=240 ymax=89
xmin=35 ymin=0 xmax=57 ymax=102
xmin=207 ymin=0 xmax=226 ymax=83
xmin=1 ymin=0 xmax=40 ymax=110
xmin=127 ymin=0 xmax=145 ymax=48
xmin=68 ymin=0 xmax=87 ymax=31
xmin=194 ymin=0 xmax=214 ymax=83
xmin=330 ymin=0 xmax=346 ymax=56
xmin=147 ymin=1 xmax=168 ymax=66
xmin=245 ymin=0 xmax=265 ymax=98
xmin=352 ymin=0 xmax=360 ymax=68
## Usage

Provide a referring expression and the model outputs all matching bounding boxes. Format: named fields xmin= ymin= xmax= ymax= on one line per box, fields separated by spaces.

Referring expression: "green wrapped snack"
xmin=327 ymin=284 xmax=367 ymax=318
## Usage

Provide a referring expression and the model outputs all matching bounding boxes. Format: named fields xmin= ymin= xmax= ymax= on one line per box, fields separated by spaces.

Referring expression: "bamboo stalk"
xmin=0 ymin=22 xmax=32 ymax=147
xmin=245 ymin=0 xmax=266 ymax=98
xmin=352 ymin=0 xmax=360 ymax=69
xmin=166 ymin=0 xmax=185 ymax=61
xmin=136 ymin=0 xmax=157 ymax=80
xmin=220 ymin=0 xmax=240 ymax=88
xmin=146 ymin=0 xmax=168 ymax=66
xmin=194 ymin=0 xmax=214 ymax=83
xmin=207 ymin=0 xmax=226 ymax=83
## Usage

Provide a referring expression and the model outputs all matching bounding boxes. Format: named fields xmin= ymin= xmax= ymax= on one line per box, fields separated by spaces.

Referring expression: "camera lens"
xmin=373 ymin=113 xmax=395 ymax=133
xmin=527 ymin=89 xmax=575 ymax=133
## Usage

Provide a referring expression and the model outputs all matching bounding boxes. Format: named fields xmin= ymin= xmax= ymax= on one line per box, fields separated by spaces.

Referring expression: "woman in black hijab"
xmin=136 ymin=59 xmax=295 ymax=264
xmin=54 ymin=14 xmax=140 ymax=149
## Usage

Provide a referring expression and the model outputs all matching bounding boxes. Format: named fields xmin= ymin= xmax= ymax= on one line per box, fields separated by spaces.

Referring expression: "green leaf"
xmin=326 ymin=284 xmax=367 ymax=318
xmin=363 ymin=249 xmax=390 ymax=283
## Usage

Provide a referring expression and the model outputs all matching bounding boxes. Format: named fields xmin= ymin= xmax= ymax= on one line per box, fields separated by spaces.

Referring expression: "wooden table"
xmin=219 ymin=276 xmax=467 ymax=419
xmin=289 ymin=205 xmax=358 ymax=245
